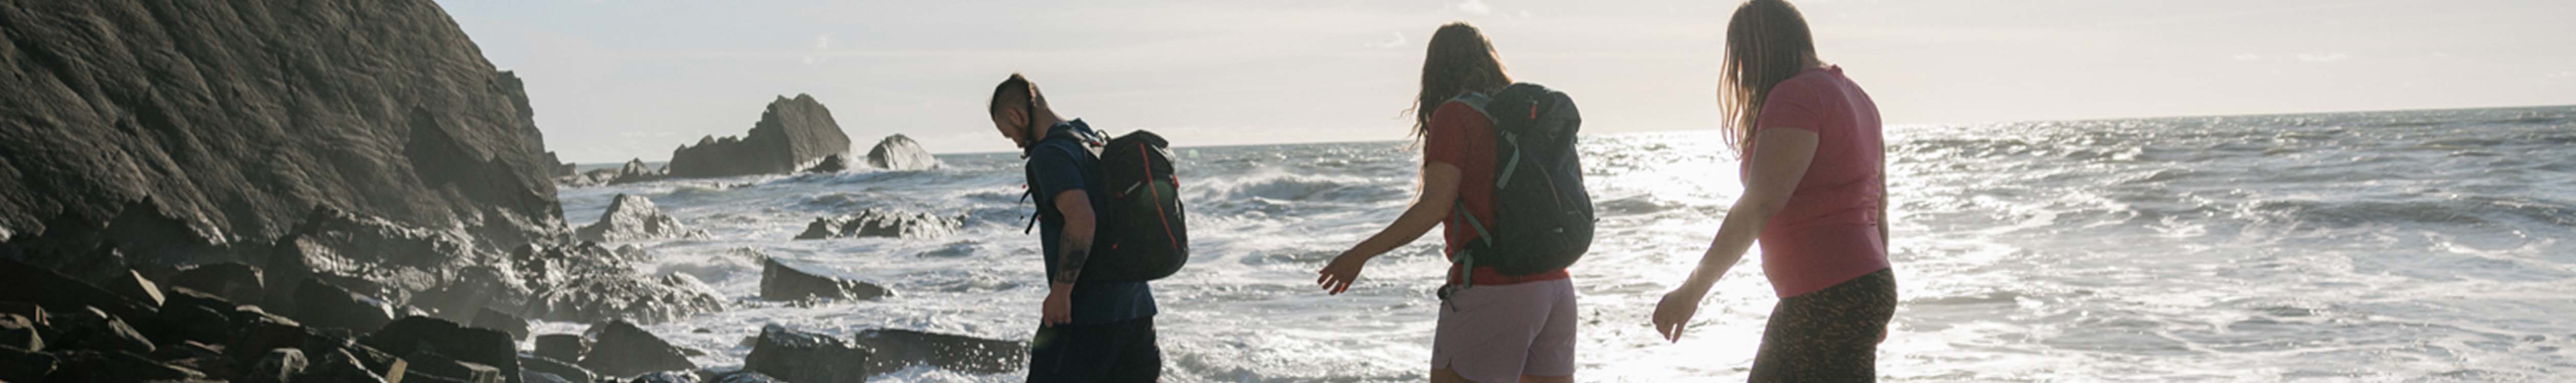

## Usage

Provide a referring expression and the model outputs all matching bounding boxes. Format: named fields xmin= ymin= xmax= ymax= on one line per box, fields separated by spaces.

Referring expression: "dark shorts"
xmin=1027 ymin=316 xmax=1160 ymax=383
xmin=1750 ymin=268 xmax=1897 ymax=383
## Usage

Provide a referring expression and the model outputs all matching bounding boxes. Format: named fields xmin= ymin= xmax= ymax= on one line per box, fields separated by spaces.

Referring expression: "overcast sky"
xmin=441 ymin=0 xmax=2576 ymax=162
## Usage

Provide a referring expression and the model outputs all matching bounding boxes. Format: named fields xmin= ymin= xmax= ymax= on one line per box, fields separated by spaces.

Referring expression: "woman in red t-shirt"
xmin=1315 ymin=22 xmax=1580 ymax=383
xmin=1651 ymin=1 xmax=1899 ymax=381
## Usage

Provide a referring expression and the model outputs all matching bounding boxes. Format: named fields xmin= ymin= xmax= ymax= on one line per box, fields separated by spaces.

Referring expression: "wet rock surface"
xmin=665 ymin=94 xmax=854 ymax=179
xmin=793 ymin=209 xmax=964 ymax=240
xmin=856 ymin=328 xmax=1026 ymax=376
xmin=578 ymin=320 xmax=697 ymax=379
xmin=744 ymin=325 xmax=869 ymax=383
xmin=578 ymin=194 xmax=710 ymax=243
xmin=760 ymin=258 xmax=892 ymax=302
xmin=864 ymin=134 xmax=942 ymax=171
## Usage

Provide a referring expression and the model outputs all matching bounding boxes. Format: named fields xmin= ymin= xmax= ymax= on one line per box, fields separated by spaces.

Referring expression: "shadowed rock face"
xmin=863 ymin=134 xmax=940 ymax=171
xmin=744 ymin=325 xmax=867 ymax=383
xmin=666 ymin=94 xmax=853 ymax=178
xmin=758 ymin=258 xmax=890 ymax=302
xmin=0 ymin=0 xmax=567 ymax=260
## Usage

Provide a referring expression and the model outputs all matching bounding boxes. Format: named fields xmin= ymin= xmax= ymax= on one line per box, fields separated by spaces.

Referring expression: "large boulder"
xmin=576 ymin=195 xmax=709 ymax=243
xmin=665 ymin=94 xmax=854 ymax=178
xmin=0 ymin=314 xmax=42 ymax=351
xmin=0 ymin=0 xmax=569 ymax=264
xmin=855 ymin=329 xmax=1025 ymax=376
xmin=759 ymin=258 xmax=891 ymax=302
xmin=792 ymin=209 xmax=962 ymax=240
xmin=289 ymin=277 xmax=397 ymax=333
xmin=743 ymin=325 xmax=868 ymax=383
xmin=576 ymin=320 xmax=696 ymax=378
xmin=45 ymin=350 xmax=206 ymax=382
xmin=863 ymin=134 xmax=941 ymax=171
xmin=246 ymin=348 xmax=310 ymax=383
xmin=0 ymin=258 xmax=156 ymax=321
xmin=0 ymin=345 xmax=56 ymax=382
xmin=533 ymin=334 xmax=589 ymax=363
xmin=51 ymin=307 xmax=155 ymax=355
xmin=362 ymin=316 xmax=522 ymax=383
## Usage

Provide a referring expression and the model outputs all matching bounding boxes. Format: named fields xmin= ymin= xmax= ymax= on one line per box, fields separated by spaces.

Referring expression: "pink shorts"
xmin=1432 ymin=278 xmax=1578 ymax=382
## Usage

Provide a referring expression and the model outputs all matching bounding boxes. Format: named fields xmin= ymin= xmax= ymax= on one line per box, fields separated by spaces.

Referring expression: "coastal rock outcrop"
xmin=558 ymin=159 xmax=671 ymax=188
xmin=863 ymin=134 xmax=941 ymax=171
xmin=665 ymin=94 xmax=854 ymax=178
xmin=759 ymin=258 xmax=891 ymax=302
xmin=0 ymin=0 xmax=568 ymax=262
xmin=576 ymin=195 xmax=709 ymax=243
xmin=793 ymin=209 xmax=963 ymax=240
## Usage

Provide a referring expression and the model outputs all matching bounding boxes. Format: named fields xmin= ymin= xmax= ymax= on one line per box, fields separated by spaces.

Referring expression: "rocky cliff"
xmin=0 ymin=0 xmax=566 ymax=259
xmin=665 ymin=94 xmax=853 ymax=178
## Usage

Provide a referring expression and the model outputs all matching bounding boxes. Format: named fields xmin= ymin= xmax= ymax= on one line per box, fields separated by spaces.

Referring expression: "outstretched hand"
xmin=1651 ymin=288 xmax=1705 ymax=343
xmin=1316 ymin=251 xmax=1370 ymax=295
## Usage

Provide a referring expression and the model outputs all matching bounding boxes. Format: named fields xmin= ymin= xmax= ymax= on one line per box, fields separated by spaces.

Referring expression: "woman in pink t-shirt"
xmin=1651 ymin=1 xmax=1898 ymax=381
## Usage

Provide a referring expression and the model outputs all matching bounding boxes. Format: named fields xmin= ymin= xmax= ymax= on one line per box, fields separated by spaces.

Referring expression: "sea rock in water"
xmin=744 ymin=325 xmax=868 ymax=383
xmin=166 ymin=262 xmax=266 ymax=304
xmin=864 ymin=134 xmax=941 ymax=171
xmin=577 ymin=320 xmax=697 ymax=378
xmin=804 ymin=155 xmax=851 ymax=174
xmin=506 ymin=242 xmax=722 ymax=324
xmin=577 ymin=194 xmax=710 ymax=243
xmin=855 ymin=329 xmax=1025 ymax=376
xmin=793 ymin=209 xmax=963 ymax=240
xmin=556 ymin=158 xmax=668 ymax=188
xmin=0 ymin=0 xmax=568 ymax=261
xmin=759 ymin=258 xmax=891 ymax=301
xmin=362 ymin=316 xmax=522 ymax=383
xmin=665 ymin=94 xmax=854 ymax=178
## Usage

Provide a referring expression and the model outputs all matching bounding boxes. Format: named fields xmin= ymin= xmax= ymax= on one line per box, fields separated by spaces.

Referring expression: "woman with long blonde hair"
xmin=1651 ymin=0 xmax=1897 ymax=381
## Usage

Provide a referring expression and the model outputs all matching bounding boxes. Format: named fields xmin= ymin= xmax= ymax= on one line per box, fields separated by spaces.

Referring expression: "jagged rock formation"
xmin=793 ymin=209 xmax=963 ymax=240
xmin=576 ymin=194 xmax=708 ymax=243
xmin=803 ymin=155 xmax=851 ymax=174
xmin=665 ymin=94 xmax=853 ymax=178
xmin=0 ymin=0 xmax=568 ymax=262
xmin=759 ymin=258 xmax=890 ymax=302
xmin=557 ymin=158 xmax=670 ymax=187
xmin=863 ymin=134 xmax=941 ymax=171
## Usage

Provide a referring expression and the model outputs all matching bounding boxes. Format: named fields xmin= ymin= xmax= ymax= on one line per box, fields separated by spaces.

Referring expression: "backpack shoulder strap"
xmin=1445 ymin=92 xmax=1496 ymax=119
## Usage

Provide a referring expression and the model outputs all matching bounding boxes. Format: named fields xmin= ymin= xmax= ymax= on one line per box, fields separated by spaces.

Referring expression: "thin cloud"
xmin=2232 ymin=53 xmax=2261 ymax=61
xmin=803 ymin=34 xmax=834 ymax=65
xmin=1365 ymin=32 xmax=1408 ymax=49
xmin=1454 ymin=0 xmax=1493 ymax=15
xmin=2295 ymin=52 xmax=2350 ymax=63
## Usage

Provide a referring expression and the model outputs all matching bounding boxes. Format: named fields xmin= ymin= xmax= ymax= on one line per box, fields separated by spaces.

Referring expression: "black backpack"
xmin=1446 ymin=83 xmax=1593 ymax=283
xmin=1027 ymin=130 xmax=1190 ymax=283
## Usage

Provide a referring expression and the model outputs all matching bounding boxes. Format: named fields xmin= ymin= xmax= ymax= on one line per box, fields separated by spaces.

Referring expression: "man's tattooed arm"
xmin=1057 ymin=241 xmax=1090 ymax=283
xmin=1050 ymin=189 xmax=1098 ymax=286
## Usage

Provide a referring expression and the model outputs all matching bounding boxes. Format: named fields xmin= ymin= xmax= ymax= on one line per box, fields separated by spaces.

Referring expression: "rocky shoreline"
xmin=2 ymin=0 xmax=1011 ymax=381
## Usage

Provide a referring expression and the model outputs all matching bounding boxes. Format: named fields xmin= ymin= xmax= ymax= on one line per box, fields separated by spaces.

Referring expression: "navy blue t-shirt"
xmin=1025 ymin=119 xmax=1156 ymax=325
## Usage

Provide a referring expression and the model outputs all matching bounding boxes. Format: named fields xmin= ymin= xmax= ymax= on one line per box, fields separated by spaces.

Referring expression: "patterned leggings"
xmin=1749 ymin=268 xmax=1898 ymax=382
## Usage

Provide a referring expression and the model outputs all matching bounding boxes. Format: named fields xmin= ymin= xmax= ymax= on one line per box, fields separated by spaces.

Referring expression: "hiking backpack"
xmin=1027 ymin=129 xmax=1191 ymax=283
xmin=1447 ymin=83 xmax=1594 ymax=281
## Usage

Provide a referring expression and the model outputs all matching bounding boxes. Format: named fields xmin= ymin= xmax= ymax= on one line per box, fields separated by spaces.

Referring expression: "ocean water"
xmin=545 ymin=105 xmax=2576 ymax=382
